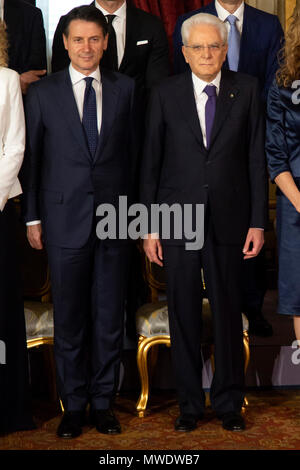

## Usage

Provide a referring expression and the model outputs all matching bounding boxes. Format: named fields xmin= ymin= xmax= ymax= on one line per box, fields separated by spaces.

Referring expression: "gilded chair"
xmin=135 ymin=256 xmax=250 ymax=417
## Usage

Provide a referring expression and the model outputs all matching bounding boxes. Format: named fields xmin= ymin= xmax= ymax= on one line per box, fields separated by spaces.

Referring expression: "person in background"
xmin=0 ymin=20 xmax=34 ymax=434
xmin=173 ymin=0 xmax=284 ymax=338
xmin=2 ymin=0 xmax=47 ymax=94
xmin=266 ymin=2 xmax=300 ymax=343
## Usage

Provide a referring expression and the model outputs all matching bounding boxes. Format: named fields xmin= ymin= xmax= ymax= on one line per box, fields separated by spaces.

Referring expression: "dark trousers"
xmin=46 ymin=237 xmax=130 ymax=411
xmin=0 ymin=201 xmax=34 ymax=432
xmin=242 ymin=248 xmax=267 ymax=315
xmin=163 ymin=227 xmax=245 ymax=417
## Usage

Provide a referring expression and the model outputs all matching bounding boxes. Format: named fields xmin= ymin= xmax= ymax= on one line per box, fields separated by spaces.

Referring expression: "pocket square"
xmin=137 ymin=40 xmax=149 ymax=46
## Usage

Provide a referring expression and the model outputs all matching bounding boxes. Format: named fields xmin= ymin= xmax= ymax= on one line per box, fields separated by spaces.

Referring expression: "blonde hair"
xmin=277 ymin=0 xmax=300 ymax=87
xmin=0 ymin=20 xmax=8 ymax=67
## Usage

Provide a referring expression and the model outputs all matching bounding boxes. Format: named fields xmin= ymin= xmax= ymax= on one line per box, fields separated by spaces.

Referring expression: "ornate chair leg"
xmin=136 ymin=335 xmax=171 ymax=417
xmin=136 ymin=336 xmax=151 ymax=418
xmin=242 ymin=330 xmax=250 ymax=412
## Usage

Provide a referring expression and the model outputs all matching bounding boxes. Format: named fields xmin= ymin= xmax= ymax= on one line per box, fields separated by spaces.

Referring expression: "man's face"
xmin=182 ymin=24 xmax=228 ymax=82
xmin=63 ymin=19 xmax=108 ymax=75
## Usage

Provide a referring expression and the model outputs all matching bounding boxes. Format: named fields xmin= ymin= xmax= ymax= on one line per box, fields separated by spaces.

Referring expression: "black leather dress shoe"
xmin=56 ymin=411 xmax=85 ymax=438
xmin=91 ymin=409 xmax=121 ymax=434
xmin=174 ymin=414 xmax=203 ymax=432
xmin=247 ymin=312 xmax=273 ymax=337
xmin=221 ymin=412 xmax=245 ymax=431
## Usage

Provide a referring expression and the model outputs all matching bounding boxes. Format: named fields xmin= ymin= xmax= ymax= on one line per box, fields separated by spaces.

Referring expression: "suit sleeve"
xmin=263 ymin=16 xmax=283 ymax=101
xmin=145 ymin=18 xmax=169 ymax=91
xmin=265 ymin=81 xmax=290 ymax=182
xmin=51 ymin=16 xmax=70 ymax=73
xmin=140 ymin=86 xmax=165 ymax=232
xmin=0 ymin=72 xmax=25 ymax=211
xmin=173 ymin=15 xmax=188 ymax=75
xmin=247 ymin=78 xmax=268 ymax=229
xmin=20 ymin=85 xmax=44 ymax=222
xmin=27 ymin=8 xmax=47 ymax=72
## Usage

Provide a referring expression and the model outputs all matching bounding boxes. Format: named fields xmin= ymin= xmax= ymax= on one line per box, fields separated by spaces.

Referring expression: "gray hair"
xmin=181 ymin=13 xmax=228 ymax=45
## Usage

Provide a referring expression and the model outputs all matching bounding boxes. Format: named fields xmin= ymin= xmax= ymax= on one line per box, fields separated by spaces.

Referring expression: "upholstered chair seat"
xmin=135 ymin=293 xmax=250 ymax=417
xmin=24 ymin=301 xmax=54 ymax=348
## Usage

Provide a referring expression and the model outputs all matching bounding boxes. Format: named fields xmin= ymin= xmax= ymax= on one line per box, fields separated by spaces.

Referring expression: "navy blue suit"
xmin=266 ymin=81 xmax=300 ymax=316
xmin=22 ymin=68 xmax=138 ymax=411
xmin=173 ymin=2 xmax=283 ymax=100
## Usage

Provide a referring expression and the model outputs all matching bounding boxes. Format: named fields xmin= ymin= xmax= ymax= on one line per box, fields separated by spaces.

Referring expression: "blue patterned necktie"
xmin=203 ymin=84 xmax=217 ymax=149
xmin=226 ymin=15 xmax=240 ymax=72
xmin=82 ymin=77 xmax=98 ymax=157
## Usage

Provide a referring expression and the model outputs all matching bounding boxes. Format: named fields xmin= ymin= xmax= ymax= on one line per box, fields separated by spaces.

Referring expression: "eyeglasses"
xmin=184 ymin=44 xmax=224 ymax=53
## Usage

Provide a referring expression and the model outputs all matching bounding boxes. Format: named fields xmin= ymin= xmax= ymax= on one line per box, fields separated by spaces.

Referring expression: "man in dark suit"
xmin=141 ymin=13 xmax=267 ymax=432
xmin=173 ymin=0 xmax=283 ymax=336
xmin=52 ymin=0 xmax=169 ymax=101
xmin=52 ymin=1 xmax=169 ymax=337
xmin=22 ymin=6 xmax=138 ymax=438
xmin=4 ymin=0 xmax=47 ymax=93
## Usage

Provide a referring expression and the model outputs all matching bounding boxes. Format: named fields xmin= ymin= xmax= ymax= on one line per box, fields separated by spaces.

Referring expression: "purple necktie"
xmin=203 ymin=84 xmax=217 ymax=148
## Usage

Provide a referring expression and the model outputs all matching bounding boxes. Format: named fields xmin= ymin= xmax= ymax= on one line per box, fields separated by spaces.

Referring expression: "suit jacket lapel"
xmin=175 ymin=72 xmax=205 ymax=149
xmin=56 ymin=69 xmax=92 ymax=161
xmin=209 ymin=71 xmax=239 ymax=149
xmin=94 ymin=69 xmax=120 ymax=161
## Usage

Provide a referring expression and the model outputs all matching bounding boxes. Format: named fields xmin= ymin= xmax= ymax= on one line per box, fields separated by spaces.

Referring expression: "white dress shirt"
xmin=215 ymin=0 xmax=244 ymax=35
xmin=27 ymin=64 xmax=102 ymax=225
xmin=69 ymin=64 xmax=102 ymax=133
xmin=95 ymin=0 xmax=127 ymax=68
xmin=192 ymin=71 xmax=221 ymax=149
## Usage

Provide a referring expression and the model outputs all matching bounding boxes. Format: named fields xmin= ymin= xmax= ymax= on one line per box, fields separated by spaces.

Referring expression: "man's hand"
xmin=27 ymin=224 xmax=43 ymax=250
xmin=243 ymin=228 xmax=264 ymax=260
xmin=20 ymin=70 xmax=46 ymax=94
xmin=143 ymin=234 xmax=163 ymax=267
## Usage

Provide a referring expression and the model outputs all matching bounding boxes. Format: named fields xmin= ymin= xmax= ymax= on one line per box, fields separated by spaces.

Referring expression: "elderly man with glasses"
xmin=140 ymin=13 xmax=267 ymax=433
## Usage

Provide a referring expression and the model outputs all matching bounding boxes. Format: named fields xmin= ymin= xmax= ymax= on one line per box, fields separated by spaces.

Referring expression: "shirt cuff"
xmin=26 ymin=220 xmax=41 ymax=226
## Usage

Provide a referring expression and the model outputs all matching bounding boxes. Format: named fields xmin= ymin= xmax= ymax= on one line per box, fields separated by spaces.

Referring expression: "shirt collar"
xmin=192 ymin=70 xmax=221 ymax=96
xmin=69 ymin=64 xmax=101 ymax=86
xmin=95 ymin=0 xmax=127 ymax=19
xmin=215 ymin=0 xmax=244 ymax=23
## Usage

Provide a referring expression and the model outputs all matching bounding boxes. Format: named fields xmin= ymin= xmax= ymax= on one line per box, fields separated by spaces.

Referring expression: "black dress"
xmin=0 ymin=200 xmax=35 ymax=433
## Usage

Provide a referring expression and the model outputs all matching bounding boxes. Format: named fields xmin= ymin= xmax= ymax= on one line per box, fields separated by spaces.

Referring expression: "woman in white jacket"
xmin=0 ymin=21 xmax=34 ymax=433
